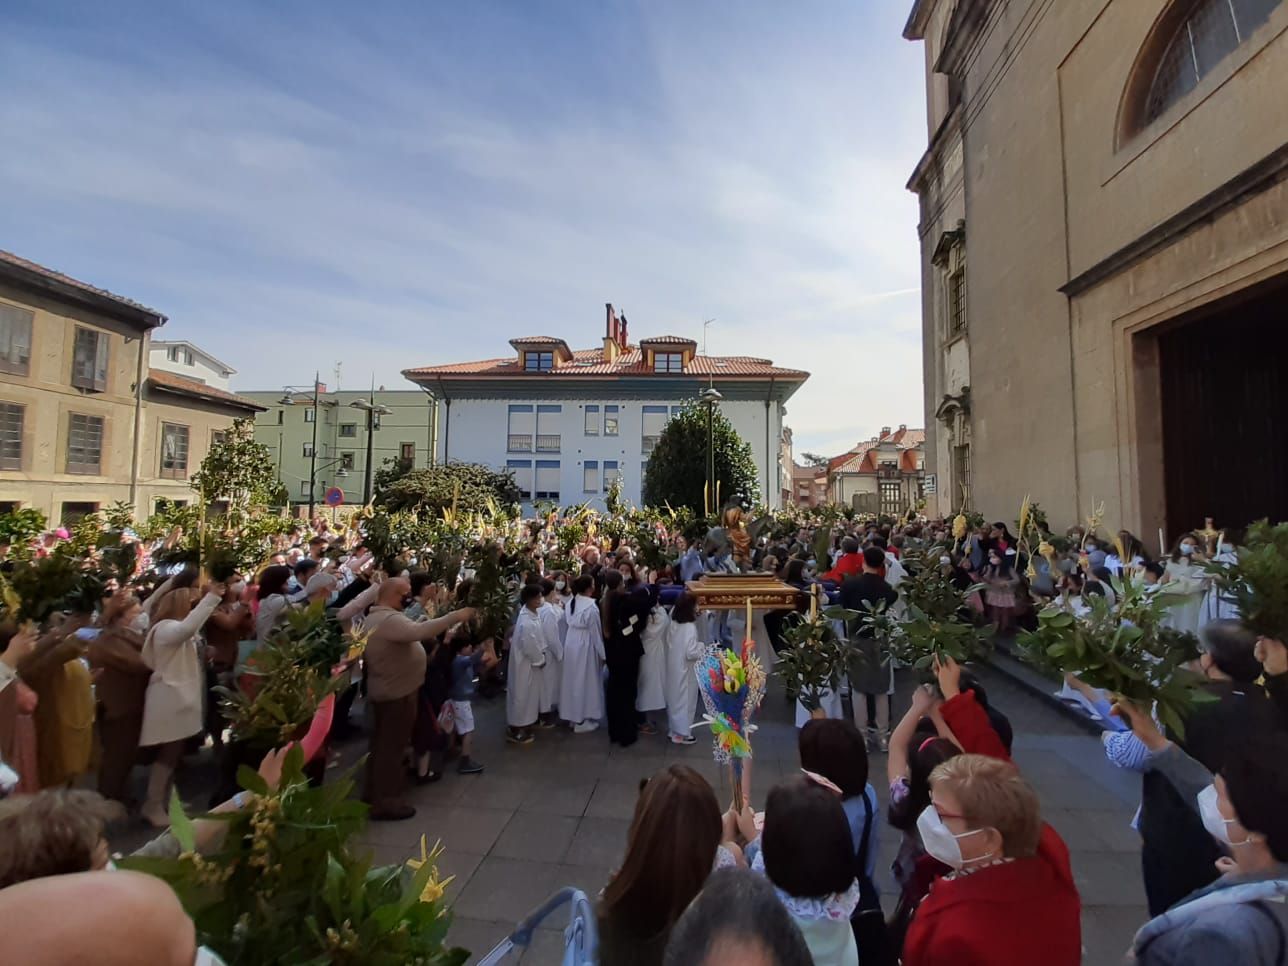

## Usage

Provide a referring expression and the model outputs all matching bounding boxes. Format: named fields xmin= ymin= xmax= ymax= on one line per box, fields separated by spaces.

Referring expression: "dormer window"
xmin=654 ymin=352 xmax=684 ymax=373
xmin=525 ymin=351 xmax=554 ymax=372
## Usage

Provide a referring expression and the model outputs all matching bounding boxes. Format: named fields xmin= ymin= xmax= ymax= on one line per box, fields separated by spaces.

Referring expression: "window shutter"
xmin=94 ymin=333 xmax=109 ymax=391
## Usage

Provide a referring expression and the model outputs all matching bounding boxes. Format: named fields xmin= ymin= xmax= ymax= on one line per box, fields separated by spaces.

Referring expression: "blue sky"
xmin=1 ymin=0 xmax=927 ymax=457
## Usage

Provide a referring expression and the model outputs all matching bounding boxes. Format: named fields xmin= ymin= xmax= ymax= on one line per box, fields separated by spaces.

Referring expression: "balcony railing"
xmin=508 ymin=434 xmax=533 ymax=452
xmin=536 ymin=434 xmax=561 ymax=452
xmin=641 ymin=435 xmax=660 ymax=454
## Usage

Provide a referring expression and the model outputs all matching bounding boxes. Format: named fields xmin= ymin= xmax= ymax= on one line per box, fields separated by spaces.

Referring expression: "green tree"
xmin=642 ymin=403 xmax=760 ymax=513
xmin=191 ymin=418 xmax=288 ymax=517
xmin=374 ymin=461 xmax=523 ymax=516
xmin=373 ymin=455 xmax=416 ymax=496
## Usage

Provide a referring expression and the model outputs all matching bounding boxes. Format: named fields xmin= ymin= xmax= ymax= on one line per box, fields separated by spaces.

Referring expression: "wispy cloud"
xmin=0 ymin=0 xmax=927 ymax=456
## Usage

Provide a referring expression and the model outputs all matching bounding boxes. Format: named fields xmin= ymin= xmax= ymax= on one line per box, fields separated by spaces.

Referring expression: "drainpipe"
xmin=417 ymin=384 xmax=438 ymax=466
xmin=764 ymin=378 xmax=775 ymax=508
xmin=129 ymin=334 xmax=147 ymax=515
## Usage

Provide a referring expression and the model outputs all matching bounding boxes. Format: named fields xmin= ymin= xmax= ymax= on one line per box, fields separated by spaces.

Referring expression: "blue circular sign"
xmin=324 ymin=486 xmax=344 ymax=507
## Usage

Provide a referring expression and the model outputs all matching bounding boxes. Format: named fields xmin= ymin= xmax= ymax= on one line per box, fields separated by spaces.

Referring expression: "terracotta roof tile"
xmin=404 ymin=345 xmax=806 ymax=380
xmin=147 ymin=369 xmax=265 ymax=412
xmin=638 ymin=335 xmax=698 ymax=345
xmin=0 ymin=250 xmax=165 ymax=323
xmin=508 ymin=336 xmax=568 ymax=345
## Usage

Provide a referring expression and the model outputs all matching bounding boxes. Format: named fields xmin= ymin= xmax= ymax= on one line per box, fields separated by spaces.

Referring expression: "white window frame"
xmin=583 ymin=460 xmax=600 ymax=493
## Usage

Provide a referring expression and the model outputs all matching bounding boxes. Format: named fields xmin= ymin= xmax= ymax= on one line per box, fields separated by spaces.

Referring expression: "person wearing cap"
xmin=304 ymin=570 xmax=338 ymax=607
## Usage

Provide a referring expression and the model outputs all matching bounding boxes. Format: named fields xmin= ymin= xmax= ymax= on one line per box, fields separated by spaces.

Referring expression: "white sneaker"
xmin=671 ymin=734 xmax=697 ymax=745
xmin=573 ymin=720 xmax=600 ymax=734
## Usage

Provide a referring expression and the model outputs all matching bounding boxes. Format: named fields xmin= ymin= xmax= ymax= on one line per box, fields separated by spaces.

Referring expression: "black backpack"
xmin=852 ymin=790 xmax=893 ymax=966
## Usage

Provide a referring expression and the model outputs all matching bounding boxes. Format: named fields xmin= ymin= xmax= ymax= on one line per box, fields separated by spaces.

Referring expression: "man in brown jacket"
xmin=361 ymin=577 xmax=474 ymax=820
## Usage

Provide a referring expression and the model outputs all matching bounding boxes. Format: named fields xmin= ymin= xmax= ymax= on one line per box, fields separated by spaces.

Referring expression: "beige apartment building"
xmin=906 ymin=0 xmax=1288 ymax=541
xmin=0 ymin=251 xmax=262 ymax=522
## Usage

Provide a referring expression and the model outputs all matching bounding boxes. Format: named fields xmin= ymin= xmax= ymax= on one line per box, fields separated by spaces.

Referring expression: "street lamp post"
xmin=699 ymin=386 xmax=723 ymax=514
xmin=350 ymin=397 xmax=394 ymax=505
xmin=279 ymin=371 xmax=323 ymax=518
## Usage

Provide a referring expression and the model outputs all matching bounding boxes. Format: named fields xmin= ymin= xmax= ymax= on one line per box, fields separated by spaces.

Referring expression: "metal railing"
xmin=536 ymin=434 xmax=561 ymax=452
xmin=508 ymin=434 xmax=533 ymax=452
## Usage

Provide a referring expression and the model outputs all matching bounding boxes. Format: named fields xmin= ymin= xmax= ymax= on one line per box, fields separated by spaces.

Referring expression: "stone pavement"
xmin=117 ymin=663 xmax=1148 ymax=965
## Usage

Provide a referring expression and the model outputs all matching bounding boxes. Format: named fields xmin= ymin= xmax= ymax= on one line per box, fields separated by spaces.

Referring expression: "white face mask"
xmin=229 ymin=581 xmax=247 ymax=597
xmin=132 ymin=612 xmax=151 ymax=632
xmin=194 ymin=946 xmax=227 ymax=966
xmin=1180 ymin=543 xmax=1196 ymax=556
xmin=1197 ymin=783 xmax=1252 ymax=848
xmin=917 ymin=805 xmax=994 ymax=870
xmin=555 ymin=580 xmax=566 ymax=591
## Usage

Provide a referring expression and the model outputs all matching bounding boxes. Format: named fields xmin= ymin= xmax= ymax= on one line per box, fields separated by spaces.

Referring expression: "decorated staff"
xmin=695 ymin=626 xmax=766 ymax=812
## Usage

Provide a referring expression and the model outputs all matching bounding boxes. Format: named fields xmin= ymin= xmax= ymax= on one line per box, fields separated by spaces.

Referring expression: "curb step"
xmin=984 ymin=642 xmax=1104 ymax=736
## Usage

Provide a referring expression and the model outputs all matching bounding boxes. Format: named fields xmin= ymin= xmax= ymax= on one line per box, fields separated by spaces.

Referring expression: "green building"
xmin=243 ymin=385 xmax=437 ymax=510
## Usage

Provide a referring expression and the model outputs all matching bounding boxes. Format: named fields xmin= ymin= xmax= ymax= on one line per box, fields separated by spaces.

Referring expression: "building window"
xmin=304 ymin=408 xmax=315 ymax=423
xmin=340 ymin=452 xmax=355 ymax=470
xmin=400 ymin=442 xmax=415 ymax=461
xmin=66 ymin=413 xmax=104 ymax=474
xmin=60 ymin=501 xmax=99 ymax=524
xmin=879 ymin=480 xmax=902 ymax=516
xmin=71 ymin=327 xmax=109 ymax=392
xmin=948 ymin=268 xmax=966 ymax=333
xmin=302 ymin=442 xmax=314 ymax=458
xmin=210 ymin=429 xmax=227 ymax=448
xmin=507 ymin=459 xmax=533 ymax=500
xmin=300 ymin=480 xmax=312 ymax=498
xmin=0 ymin=402 xmax=23 ymax=470
xmin=670 ymin=405 xmax=682 ymax=418
xmin=654 ymin=352 xmax=684 ymax=373
xmin=0 ymin=304 xmax=33 ymax=376
xmin=583 ymin=460 xmax=600 ymax=493
xmin=507 ymin=404 xmax=534 ymax=452
xmin=1139 ymin=0 xmax=1281 ymax=129
xmin=584 ymin=405 xmax=600 ymax=435
xmin=536 ymin=404 xmax=561 ymax=452
xmin=604 ymin=405 xmax=619 ymax=436
xmin=339 ymin=423 xmax=357 ymax=438
xmin=535 ymin=460 xmax=560 ymax=501
xmin=276 ymin=409 xmax=284 ymax=425
xmin=953 ymin=443 xmax=971 ymax=509
xmin=642 ymin=405 xmax=668 ymax=454
xmin=160 ymin=423 xmax=190 ymax=479
xmin=524 ymin=351 xmax=554 ymax=372
xmin=603 ymin=459 xmax=621 ymax=492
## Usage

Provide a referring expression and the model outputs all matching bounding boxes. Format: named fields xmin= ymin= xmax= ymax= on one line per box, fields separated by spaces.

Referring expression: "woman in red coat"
xmin=901 ymin=752 xmax=1081 ymax=966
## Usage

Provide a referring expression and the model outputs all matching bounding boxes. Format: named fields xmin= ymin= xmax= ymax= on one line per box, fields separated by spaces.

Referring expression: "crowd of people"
xmin=1 ymin=508 xmax=1287 ymax=964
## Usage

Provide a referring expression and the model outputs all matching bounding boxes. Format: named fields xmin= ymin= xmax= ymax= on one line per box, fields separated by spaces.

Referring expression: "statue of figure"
xmin=721 ymin=505 xmax=751 ymax=571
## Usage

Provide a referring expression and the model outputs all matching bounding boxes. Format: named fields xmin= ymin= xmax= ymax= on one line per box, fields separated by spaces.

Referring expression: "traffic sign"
xmin=924 ymin=474 xmax=937 ymax=494
xmin=324 ymin=486 xmax=344 ymax=507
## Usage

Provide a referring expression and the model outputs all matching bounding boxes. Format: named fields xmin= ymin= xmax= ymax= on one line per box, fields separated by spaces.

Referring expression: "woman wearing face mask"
xmin=1132 ymin=620 xmax=1280 ymax=915
xmin=902 ymin=754 xmax=1081 ymax=966
xmin=88 ymin=592 xmax=154 ymax=804
xmin=981 ymin=549 xmax=1020 ymax=634
xmin=1113 ymin=700 xmax=1288 ymax=964
xmin=1162 ymin=533 xmax=1209 ymax=635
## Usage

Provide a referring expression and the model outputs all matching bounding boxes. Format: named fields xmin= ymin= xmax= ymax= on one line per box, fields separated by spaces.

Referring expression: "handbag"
xmin=436 ymin=700 xmax=456 ymax=735
xmin=852 ymin=790 xmax=893 ymax=966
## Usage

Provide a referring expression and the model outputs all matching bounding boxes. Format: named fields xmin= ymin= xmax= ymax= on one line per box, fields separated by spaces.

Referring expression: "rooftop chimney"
xmin=880 ymin=426 xmax=891 ymax=437
xmin=618 ymin=312 xmax=629 ymax=349
xmin=604 ymin=303 xmax=621 ymax=363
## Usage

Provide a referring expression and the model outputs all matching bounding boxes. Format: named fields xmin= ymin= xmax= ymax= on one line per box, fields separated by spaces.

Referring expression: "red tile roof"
xmin=829 ymin=427 xmax=926 ymax=474
xmin=638 ymin=335 xmax=698 ymax=345
xmin=508 ymin=336 xmax=568 ymax=346
xmin=405 ymin=346 xmax=806 ymax=380
xmin=147 ymin=369 xmax=265 ymax=413
xmin=0 ymin=250 xmax=166 ymax=324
